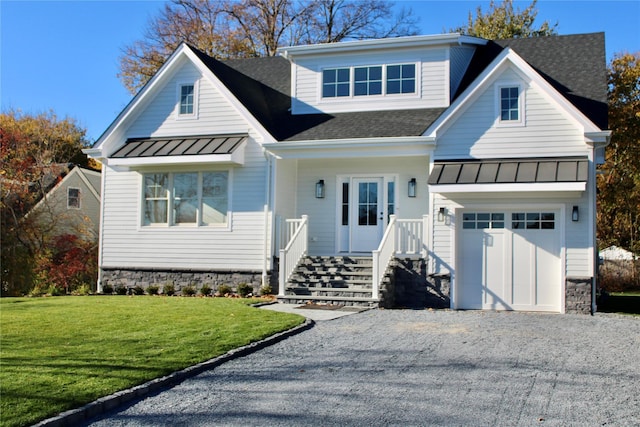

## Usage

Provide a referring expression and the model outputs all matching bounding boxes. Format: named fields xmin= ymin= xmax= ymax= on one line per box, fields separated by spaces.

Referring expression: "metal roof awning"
xmin=108 ymin=134 xmax=248 ymax=167
xmin=428 ymin=158 xmax=588 ymax=193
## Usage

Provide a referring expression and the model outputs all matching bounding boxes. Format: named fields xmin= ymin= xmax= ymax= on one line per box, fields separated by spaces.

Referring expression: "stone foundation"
xmin=566 ymin=276 xmax=593 ymax=314
xmin=100 ymin=268 xmax=267 ymax=296
xmin=382 ymin=258 xmax=450 ymax=309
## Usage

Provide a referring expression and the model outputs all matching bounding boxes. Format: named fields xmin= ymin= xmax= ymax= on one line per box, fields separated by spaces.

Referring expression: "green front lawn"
xmin=0 ymin=296 xmax=304 ymax=427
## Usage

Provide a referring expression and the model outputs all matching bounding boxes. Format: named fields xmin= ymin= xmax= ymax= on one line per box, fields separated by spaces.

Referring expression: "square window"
xmin=323 ymin=68 xmax=350 ymax=98
xmin=354 ymin=66 xmax=382 ymax=96
xmin=387 ymin=64 xmax=416 ymax=94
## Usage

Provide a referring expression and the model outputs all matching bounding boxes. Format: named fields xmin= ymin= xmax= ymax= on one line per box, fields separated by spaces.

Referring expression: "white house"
xmin=85 ymin=32 xmax=610 ymax=314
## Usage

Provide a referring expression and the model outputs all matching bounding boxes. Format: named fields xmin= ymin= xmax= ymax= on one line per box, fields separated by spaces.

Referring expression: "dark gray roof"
xmin=111 ymin=135 xmax=247 ymax=158
xmin=428 ymin=158 xmax=588 ymax=185
xmin=187 ymin=33 xmax=607 ymax=142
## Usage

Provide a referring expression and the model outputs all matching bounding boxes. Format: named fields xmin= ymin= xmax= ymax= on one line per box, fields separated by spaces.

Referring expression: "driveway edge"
xmin=33 ymin=318 xmax=315 ymax=427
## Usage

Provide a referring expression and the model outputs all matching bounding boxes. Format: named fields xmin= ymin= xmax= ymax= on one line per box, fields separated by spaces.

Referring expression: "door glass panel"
xmin=342 ymin=182 xmax=349 ymax=226
xmin=387 ymin=181 xmax=395 ymax=221
xmin=358 ymin=182 xmax=378 ymax=226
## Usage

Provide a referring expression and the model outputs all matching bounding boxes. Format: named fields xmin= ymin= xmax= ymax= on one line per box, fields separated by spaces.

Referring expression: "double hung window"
xmin=67 ymin=188 xmax=80 ymax=209
xmin=143 ymin=171 xmax=228 ymax=226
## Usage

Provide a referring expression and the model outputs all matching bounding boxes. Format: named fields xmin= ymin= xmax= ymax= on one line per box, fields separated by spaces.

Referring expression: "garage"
xmin=456 ymin=209 xmax=562 ymax=312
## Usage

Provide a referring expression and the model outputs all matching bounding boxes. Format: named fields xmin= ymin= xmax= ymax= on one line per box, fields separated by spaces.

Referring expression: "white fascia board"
xmin=263 ymin=136 xmax=435 ymax=159
xmin=278 ymin=34 xmax=487 ymax=59
xmin=425 ymin=48 xmax=603 ymax=139
xmin=430 ymin=182 xmax=586 ymax=194
xmin=83 ymin=148 xmax=104 ymax=160
xmin=93 ymin=44 xmax=193 ymax=151
xmin=94 ymin=44 xmax=275 ymax=155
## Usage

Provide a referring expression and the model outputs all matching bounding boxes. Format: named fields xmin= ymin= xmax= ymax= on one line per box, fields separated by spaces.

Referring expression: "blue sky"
xmin=1 ymin=0 xmax=639 ymax=142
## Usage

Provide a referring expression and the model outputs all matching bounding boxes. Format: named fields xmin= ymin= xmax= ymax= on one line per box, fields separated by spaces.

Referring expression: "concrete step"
xmin=277 ymin=295 xmax=379 ymax=307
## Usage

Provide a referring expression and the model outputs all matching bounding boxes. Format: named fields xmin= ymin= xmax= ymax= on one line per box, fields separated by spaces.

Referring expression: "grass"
xmin=598 ymin=291 xmax=640 ymax=315
xmin=0 ymin=296 xmax=304 ymax=427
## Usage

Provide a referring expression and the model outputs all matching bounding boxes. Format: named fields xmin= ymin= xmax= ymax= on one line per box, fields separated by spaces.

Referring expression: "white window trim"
xmin=495 ymin=82 xmax=525 ymax=127
xmin=139 ymin=169 xmax=232 ymax=229
xmin=67 ymin=187 xmax=81 ymax=209
xmin=319 ymin=62 xmax=420 ymax=102
xmin=176 ymin=81 xmax=199 ymax=120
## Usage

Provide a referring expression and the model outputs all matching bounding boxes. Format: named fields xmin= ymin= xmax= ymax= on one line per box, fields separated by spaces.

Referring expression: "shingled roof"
xmin=190 ymin=32 xmax=607 ymax=141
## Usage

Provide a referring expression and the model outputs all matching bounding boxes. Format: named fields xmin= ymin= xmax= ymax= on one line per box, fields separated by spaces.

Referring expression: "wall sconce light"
xmin=408 ymin=178 xmax=417 ymax=198
xmin=315 ymin=180 xmax=325 ymax=199
xmin=572 ymin=205 xmax=579 ymax=222
xmin=438 ymin=207 xmax=446 ymax=222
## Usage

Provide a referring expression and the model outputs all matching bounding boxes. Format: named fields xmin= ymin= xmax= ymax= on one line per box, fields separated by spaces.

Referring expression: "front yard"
xmin=0 ymin=296 xmax=304 ymax=427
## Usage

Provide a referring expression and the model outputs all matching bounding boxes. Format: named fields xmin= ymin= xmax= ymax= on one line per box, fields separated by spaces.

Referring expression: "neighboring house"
xmin=29 ymin=165 xmax=102 ymax=240
xmin=600 ymin=246 xmax=636 ymax=261
xmin=85 ymin=32 xmax=610 ymax=314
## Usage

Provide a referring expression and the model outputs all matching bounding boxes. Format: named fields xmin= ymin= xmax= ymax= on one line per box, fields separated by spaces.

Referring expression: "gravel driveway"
xmin=84 ymin=309 xmax=640 ymax=426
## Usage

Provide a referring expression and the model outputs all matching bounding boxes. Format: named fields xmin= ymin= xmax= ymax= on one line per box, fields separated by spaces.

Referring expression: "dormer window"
xmin=354 ymin=66 xmax=382 ymax=96
xmin=321 ymin=63 xmax=417 ymax=99
xmin=177 ymin=82 xmax=198 ymax=118
xmin=323 ymin=68 xmax=350 ymax=98
xmin=387 ymin=64 xmax=415 ymax=94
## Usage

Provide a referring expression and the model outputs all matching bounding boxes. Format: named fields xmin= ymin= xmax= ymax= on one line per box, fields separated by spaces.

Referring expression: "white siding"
xmin=100 ymin=139 xmax=268 ymax=271
xmin=294 ymin=157 xmax=429 ymax=255
xmin=436 ymin=67 xmax=587 ymax=159
xmin=125 ymin=59 xmax=249 ymax=139
xmin=430 ymin=191 xmax=593 ymax=278
xmin=292 ymin=47 xmax=449 ymax=114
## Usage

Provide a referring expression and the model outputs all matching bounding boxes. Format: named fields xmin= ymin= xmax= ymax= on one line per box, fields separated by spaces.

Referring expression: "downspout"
xmin=261 ymin=148 xmax=273 ymax=287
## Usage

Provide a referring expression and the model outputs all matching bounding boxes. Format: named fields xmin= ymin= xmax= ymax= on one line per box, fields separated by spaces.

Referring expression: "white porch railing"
xmin=372 ymin=215 xmax=429 ymax=300
xmin=278 ymin=215 xmax=309 ymax=297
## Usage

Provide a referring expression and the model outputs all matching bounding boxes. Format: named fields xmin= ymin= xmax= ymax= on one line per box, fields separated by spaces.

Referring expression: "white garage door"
xmin=457 ymin=210 xmax=561 ymax=312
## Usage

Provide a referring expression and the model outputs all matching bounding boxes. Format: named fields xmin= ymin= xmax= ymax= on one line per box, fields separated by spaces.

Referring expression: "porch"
xmin=276 ymin=215 xmax=441 ymax=307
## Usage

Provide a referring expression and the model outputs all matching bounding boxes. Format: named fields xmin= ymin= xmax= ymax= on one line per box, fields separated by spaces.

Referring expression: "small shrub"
xmin=200 ymin=284 xmax=212 ymax=296
xmin=115 ymin=285 xmax=127 ymax=295
xmin=147 ymin=285 xmax=160 ymax=295
xmin=131 ymin=285 xmax=145 ymax=296
xmin=163 ymin=283 xmax=175 ymax=296
xmin=237 ymin=283 xmax=253 ymax=298
xmin=216 ymin=284 xmax=232 ymax=297
xmin=102 ymin=284 xmax=114 ymax=294
xmin=182 ymin=285 xmax=196 ymax=296
xmin=260 ymin=284 xmax=273 ymax=296
xmin=72 ymin=284 xmax=92 ymax=296
xmin=48 ymin=285 xmax=64 ymax=296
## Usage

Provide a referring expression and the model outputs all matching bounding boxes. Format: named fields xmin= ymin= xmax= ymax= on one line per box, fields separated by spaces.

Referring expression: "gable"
xmin=125 ymin=60 xmax=251 ymax=140
xmin=435 ymin=64 xmax=587 ymax=160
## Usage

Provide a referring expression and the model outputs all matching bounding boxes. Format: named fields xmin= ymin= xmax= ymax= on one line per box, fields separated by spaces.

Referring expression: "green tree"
xmin=0 ymin=110 xmax=91 ymax=295
xmin=597 ymin=52 xmax=640 ymax=254
xmin=450 ymin=0 xmax=557 ymax=39
xmin=118 ymin=0 xmax=418 ymax=94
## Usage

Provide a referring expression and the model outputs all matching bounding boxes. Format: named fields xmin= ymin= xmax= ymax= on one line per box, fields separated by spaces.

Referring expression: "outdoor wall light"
xmin=572 ymin=205 xmax=579 ymax=222
xmin=316 ymin=179 xmax=325 ymax=199
xmin=438 ymin=207 xmax=447 ymax=222
xmin=408 ymin=178 xmax=417 ymax=198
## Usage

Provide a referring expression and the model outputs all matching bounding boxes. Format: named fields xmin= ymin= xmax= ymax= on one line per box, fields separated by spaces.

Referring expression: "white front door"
xmin=350 ymin=177 xmax=384 ymax=252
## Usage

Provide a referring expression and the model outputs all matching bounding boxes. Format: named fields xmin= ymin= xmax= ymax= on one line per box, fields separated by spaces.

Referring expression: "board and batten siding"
xmin=435 ymin=67 xmax=587 ymax=160
xmin=100 ymin=139 xmax=268 ymax=271
xmin=125 ymin=59 xmax=251 ymax=139
xmin=294 ymin=157 xmax=429 ymax=255
xmin=291 ymin=47 xmax=449 ymax=115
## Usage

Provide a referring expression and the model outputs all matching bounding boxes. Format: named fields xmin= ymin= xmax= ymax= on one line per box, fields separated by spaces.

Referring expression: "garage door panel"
xmin=458 ymin=209 xmax=561 ymax=312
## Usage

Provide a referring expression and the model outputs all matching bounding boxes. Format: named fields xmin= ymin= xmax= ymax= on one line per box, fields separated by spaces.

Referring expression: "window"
xmin=387 ymin=181 xmax=395 ymax=221
xmin=143 ymin=171 xmax=228 ymax=226
xmin=67 ymin=188 xmax=80 ymax=209
xmin=512 ymin=212 xmax=555 ymax=230
xmin=323 ymin=68 xmax=350 ymax=98
xmin=341 ymin=182 xmax=349 ymax=226
xmin=500 ymin=87 xmax=519 ymax=121
xmin=462 ymin=213 xmax=504 ymax=229
xmin=354 ymin=66 xmax=382 ymax=96
xmin=386 ymin=64 xmax=415 ymax=94
xmin=179 ymin=84 xmax=194 ymax=115
xmin=321 ymin=63 xmax=417 ymax=99
xmin=358 ymin=182 xmax=378 ymax=226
